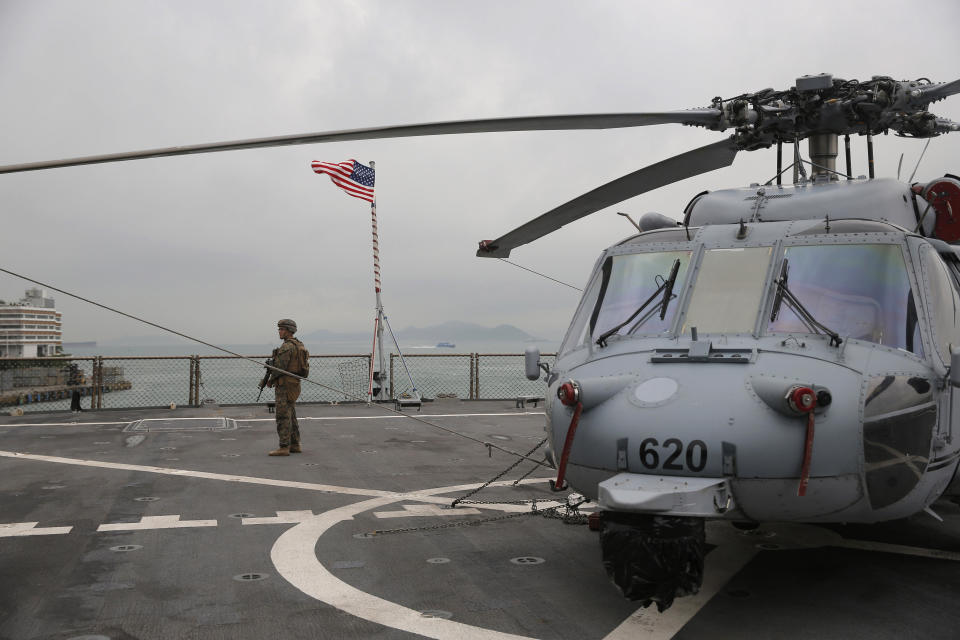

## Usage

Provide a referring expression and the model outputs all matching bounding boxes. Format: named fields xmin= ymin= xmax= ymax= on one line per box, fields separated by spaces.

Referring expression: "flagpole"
xmin=368 ymin=312 xmax=378 ymax=404
xmin=312 ymin=157 xmax=396 ymax=403
xmin=368 ymin=161 xmax=387 ymax=403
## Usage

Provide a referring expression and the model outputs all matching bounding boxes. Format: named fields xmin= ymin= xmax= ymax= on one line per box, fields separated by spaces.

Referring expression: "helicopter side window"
xmin=918 ymin=244 xmax=960 ymax=364
xmin=768 ymin=244 xmax=921 ymax=355
xmin=559 ymin=265 xmax=606 ymax=354
xmin=582 ymin=250 xmax=692 ymax=345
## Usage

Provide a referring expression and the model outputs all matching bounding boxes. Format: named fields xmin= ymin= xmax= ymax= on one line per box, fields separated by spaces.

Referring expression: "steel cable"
xmin=496 ymin=258 xmax=582 ymax=291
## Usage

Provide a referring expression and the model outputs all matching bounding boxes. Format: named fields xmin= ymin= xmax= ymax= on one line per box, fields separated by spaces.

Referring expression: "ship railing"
xmin=0 ymin=353 xmax=556 ymax=412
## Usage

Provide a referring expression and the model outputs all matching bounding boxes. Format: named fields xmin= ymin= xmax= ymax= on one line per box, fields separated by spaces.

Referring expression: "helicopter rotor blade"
xmin=0 ymin=110 xmax=721 ymax=175
xmin=913 ymin=78 xmax=960 ymax=105
xmin=935 ymin=117 xmax=960 ymax=133
xmin=477 ymin=137 xmax=738 ymax=258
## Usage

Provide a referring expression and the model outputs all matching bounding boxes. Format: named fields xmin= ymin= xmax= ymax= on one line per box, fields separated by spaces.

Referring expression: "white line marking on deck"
xmin=242 ymin=510 xmax=318 ymax=525
xmin=0 ymin=411 xmax=545 ymax=428
xmin=374 ymin=504 xmax=482 ymax=518
xmin=97 ymin=515 xmax=217 ymax=531
xmin=272 ymin=489 xmax=538 ymax=640
xmin=837 ymin=538 xmax=960 ymax=561
xmin=0 ymin=450 xmax=549 ymax=510
xmin=0 ymin=450 xmax=397 ymax=498
xmin=235 ymin=412 xmax=546 ymax=423
xmin=130 ymin=417 xmax=233 ymax=421
xmin=0 ymin=522 xmax=73 ymax=537
xmin=0 ymin=421 xmax=131 ymax=427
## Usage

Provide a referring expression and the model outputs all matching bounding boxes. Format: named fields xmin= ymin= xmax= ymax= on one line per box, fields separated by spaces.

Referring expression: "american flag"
xmin=311 ymin=159 xmax=375 ymax=202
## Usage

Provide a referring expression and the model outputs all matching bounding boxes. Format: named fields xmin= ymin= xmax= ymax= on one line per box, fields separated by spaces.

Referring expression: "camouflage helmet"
xmin=277 ymin=318 xmax=297 ymax=333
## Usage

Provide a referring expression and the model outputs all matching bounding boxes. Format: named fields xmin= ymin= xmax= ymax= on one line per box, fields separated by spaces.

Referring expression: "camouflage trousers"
xmin=274 ymin=384 xmax=301 ymax=447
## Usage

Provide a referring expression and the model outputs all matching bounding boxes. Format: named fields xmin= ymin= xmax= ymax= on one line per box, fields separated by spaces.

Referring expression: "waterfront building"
xmin=0 ymin=288 xmax=62 ymax=357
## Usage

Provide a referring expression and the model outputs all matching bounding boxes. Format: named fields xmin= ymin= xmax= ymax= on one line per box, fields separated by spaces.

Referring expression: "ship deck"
xmin=1 ymin=400 xmax=959 ymax=640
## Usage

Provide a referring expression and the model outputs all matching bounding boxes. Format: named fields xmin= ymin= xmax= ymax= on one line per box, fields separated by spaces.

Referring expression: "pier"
xmin=0 ymin=381 xmax=132 ymax=407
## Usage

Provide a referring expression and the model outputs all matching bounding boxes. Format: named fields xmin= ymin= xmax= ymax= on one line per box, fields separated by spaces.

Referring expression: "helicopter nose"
xmin=549 ymin=360 xmax=866 ymax=520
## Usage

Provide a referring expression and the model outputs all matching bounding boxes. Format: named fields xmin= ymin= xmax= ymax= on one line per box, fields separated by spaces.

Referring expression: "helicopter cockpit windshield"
xmin=767 ymin=244 xmax=922 ymax=354
xmin=561 ymin=250 xmax=692 ymax=351
xmin=682 ymin=247 xmax=773 ymax=334
xmin=560 ymin=241 xmax=924 ymax=356
xmin=592 ymin=251 xmax=693 ymax=340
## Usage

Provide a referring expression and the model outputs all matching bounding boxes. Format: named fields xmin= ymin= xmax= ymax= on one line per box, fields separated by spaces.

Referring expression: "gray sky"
xmin=1 ymin=0 xmax=958 ymax=344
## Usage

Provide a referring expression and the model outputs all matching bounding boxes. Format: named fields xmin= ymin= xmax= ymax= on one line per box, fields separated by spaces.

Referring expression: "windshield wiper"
xmin=596 ymin=259 xmax=681 ymax=348
xmin=658 ymin=258 xmax=682 ymax=321
xmin=772 ymin=266 xmax=843 ymax=347
xmin=770 ymin=258 xmax=789 ymax=322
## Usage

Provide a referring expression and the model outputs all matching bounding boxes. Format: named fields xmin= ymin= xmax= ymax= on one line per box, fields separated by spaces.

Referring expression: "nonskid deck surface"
xmin=0 ymin=401 xmax=958 ymax=640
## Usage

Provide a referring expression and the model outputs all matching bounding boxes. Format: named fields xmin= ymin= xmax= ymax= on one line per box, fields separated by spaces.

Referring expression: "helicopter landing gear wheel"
xmin=599 ymin=513 xmax=705 ymax=612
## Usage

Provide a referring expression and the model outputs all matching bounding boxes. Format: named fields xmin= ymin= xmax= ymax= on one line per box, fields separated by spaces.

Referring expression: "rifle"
xmin=256 ymin=356 xmax=276 ymax=402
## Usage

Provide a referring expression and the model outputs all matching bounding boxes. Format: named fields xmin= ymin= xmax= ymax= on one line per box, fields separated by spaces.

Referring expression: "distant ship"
xmin=435 ymin=342 xmax=456 ymax=348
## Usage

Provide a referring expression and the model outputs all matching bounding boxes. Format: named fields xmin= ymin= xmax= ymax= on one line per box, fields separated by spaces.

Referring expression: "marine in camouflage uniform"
xmin=268 ymin=319 xmax=309 ymax=456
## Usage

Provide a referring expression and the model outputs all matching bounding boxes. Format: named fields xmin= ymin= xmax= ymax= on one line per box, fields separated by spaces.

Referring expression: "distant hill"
xmin=300 ymin=321 xmax=545 ymax=344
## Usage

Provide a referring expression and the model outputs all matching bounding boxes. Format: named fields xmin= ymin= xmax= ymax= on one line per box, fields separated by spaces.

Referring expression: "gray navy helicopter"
xmin=3 ymin=72 xmax=960 ymax=612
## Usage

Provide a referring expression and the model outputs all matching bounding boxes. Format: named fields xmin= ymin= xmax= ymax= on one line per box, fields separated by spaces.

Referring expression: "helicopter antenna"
xmin=616 ymin=211 xmax=642 ymax=232
xmin=908 ymin=138 xmax=932 ymax=184
xmin=897 ymin=154 xmax=904 ymax=181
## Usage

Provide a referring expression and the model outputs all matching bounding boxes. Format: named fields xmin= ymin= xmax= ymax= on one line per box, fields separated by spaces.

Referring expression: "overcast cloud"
xmin=1 ymin=0 xmax=958 ymax=345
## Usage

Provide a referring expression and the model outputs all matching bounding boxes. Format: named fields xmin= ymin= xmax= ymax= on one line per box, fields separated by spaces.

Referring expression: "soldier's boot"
xmin=268 ymin=446 xmax=290 ymax=456
xmin=289 ymin=443 xmax=302 ymax=453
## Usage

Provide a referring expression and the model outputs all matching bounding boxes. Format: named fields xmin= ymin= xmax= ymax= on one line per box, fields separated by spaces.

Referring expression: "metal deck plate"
xmin=123 ymin=417 xmax=237 ymax=432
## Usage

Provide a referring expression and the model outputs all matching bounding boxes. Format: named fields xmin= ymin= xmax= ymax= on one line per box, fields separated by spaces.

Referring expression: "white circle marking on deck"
xmin=271 ymin=479 xmax=552 ymax=640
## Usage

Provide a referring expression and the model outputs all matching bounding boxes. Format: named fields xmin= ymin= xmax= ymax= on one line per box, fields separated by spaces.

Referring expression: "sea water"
xmin=17 ymin=339 xmax=559 ymax=412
